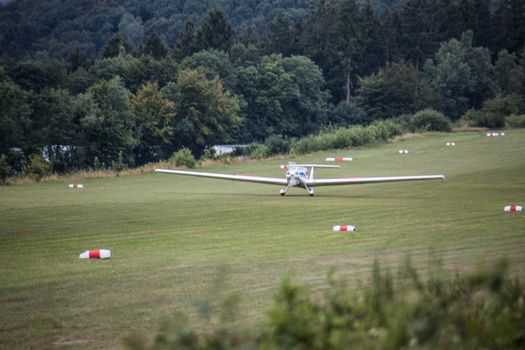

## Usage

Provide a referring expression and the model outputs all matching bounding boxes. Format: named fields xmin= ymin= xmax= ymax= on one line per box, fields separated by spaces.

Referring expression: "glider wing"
xmin=307 ymin=175 xmax=445 ymax=187
xmin=155 ymin=168 xmax=288 ymax=186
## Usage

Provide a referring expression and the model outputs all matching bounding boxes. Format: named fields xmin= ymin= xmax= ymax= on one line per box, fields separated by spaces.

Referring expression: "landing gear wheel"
xmin=305 ymin=186 xmax=315 ymax=197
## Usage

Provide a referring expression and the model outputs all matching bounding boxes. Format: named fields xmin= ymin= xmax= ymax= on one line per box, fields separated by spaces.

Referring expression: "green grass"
xmin=1 ymin=130 xmax=525 ymax=349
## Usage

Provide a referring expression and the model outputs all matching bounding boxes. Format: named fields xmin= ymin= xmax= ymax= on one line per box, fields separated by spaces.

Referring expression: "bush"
xmin=202 ymin=147 xmax=217 ymax=160
xmin=409 ymin=108 xmax=452 ymax=132
xmin=462 ymin=94 xmax=525 ymax=128
xmin=111 ymin=151 xmax=128 ymax=173
xmin=25 ymin=154 xmax=50 ymax=182
xmin=0 ymin=154 xmax=12 ymax=184
xmin=93 ymin=156 xmax=105 ymax=171
xmin=460 ymin=109 xmax=506 ymax=128
xmin=246 ymin=143 xmax=269 ymax=159
xmin=290 ymin=119 xmax=408 ymax=155
xmin=506 ymin=114 xmax=525 ymax=128
xmin=264 ymin=135 xmax=290 ymax=155
xmin=170 ymin=148 xmax=197 ymax=168
xmin=127 ymin=259 xmax=525 ymax=350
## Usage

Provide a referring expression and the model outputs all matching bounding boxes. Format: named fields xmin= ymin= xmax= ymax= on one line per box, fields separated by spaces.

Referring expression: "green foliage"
xmin=291 ymin=119 xmax=406 ymax=155
xmin=409 ymin=109 xmax=452 ymax=132
xmin=170 ymin=148 xmax=196 ymax=168
xmin=246 ymin=143 xmax=270 ymax=159
xmin=25 ymin=154 xmax=50 ymax=182
xmin=132 ymin=81 xmax=176 ymax=162
xmin=460 ymin=94 xmax=525 ymax=128
xmin=137 ymin=33 xmax=168 ymax=60
xmin=196 ymin=8 xmax=235 ymax=52
xmin=27 ymin=88 xmax=76 ymax=149
xmin=506 ymin=114 xmax=525 ymax=128
xmin=111 ymin=151 xmax=128 ymax=173
xmin=0 ymin=79 xmax=32 ymax=149
xmin=0 ymin=154 xmax=12 ymax=184
xmin=78 ymin=77 xmax=137 ymax=166
xmin=356 ymin=61 xmax=437 ymax=121
xmin=126 ymin=260 xmax=525 ymax=350
xmin=424 ymin=30 xmax=497 ymax=119
xmin=494 ymin=49 xmax=524 ymax=95
xmin=181 ymin=49 xmax=238 ymax=91
xmin=171 ymin=68 xmax=242 ymax=156
xmin=102 ymin=33 xmax=132 ymax=58
xmin=264 ymin=135 xmax=290 ymax=155
xmin=93 ymin=156 xmax=105 ymax=171
xmin=326 ymin=102 xmax=367 ymax=126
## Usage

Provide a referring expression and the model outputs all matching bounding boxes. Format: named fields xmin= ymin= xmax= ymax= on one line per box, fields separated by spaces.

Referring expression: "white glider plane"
xmin=155 ymin=163 xmax=445 ymax=196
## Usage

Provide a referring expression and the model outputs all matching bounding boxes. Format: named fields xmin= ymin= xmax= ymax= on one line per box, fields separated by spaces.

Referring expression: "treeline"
xmin=124 ymin=259 xmax=525 ymax=349
xmin=1 ymin=0 xmax=525 ymax=178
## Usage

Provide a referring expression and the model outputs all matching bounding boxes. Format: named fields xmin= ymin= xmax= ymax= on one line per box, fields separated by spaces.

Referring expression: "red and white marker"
xmin=68 ymin=184 xmax=84 ymax=189
xmin=79 ymin=249 xmax=111 ymax=259
xmin=280 ymin=164 xmax=289 ymax=169
xmin=398 ymin=149 xmax=409 ymax=154
xmin=326 ymin=157 xmax=352 ymax=162
xmin=504 ymin=205 xmax=523 ymax=212
xmin=333 ymin=225 xmax=356 ymax=232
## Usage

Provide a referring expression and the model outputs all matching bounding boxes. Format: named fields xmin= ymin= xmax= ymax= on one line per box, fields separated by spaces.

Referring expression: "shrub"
xmin=170 ymin=148 xmax=197 ymax=168
xmin=290 ymin=120 xmax=407 ymax=155
xmin=483 ymin=94 xmax=524 ymax=117
xmin=264 ymin=135 xmax=290 ymax=155
xmin=127 ymin=259 xmax=525 ymax=350
xmin=462 ymin=94 xmax=525 ymax=128
xmin=409 ymin=108 xmax=452 ymax=132
xmin=460 ymin=109 xmax=506 ymax=128
xmin=0 ymin=154 xmax=12 ymax=184
xmin=111 ymin=151 xmax=128 ymax=173
xmin=247 ymin=143 xmax=269 ymax=159
xmin=506 ymin=114 xmax=525 ymax=128
xmin=202 ymin=147 xmax=217 ymax=160
xmin=93 ymin=156 xmax=105 ymax=170
xmin=25 ymin=154 xmax=50 ymax=182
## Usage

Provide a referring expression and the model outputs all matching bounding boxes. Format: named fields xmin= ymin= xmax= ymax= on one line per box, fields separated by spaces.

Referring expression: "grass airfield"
xmin=1 ymin=130 xmax=524 ymax=349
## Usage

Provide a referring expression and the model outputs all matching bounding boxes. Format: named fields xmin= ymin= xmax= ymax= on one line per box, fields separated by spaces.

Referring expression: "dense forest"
xmin=1 ymin=0 xmax=524 ymax=177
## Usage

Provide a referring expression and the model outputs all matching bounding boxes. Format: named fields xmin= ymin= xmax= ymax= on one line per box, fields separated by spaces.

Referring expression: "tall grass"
xmin=126 ymin=259 xmax=525 ymax=350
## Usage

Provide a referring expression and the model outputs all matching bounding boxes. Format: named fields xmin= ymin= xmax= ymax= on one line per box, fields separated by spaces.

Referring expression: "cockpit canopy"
xmin=286 ymin=167 xmax=307 ymax=177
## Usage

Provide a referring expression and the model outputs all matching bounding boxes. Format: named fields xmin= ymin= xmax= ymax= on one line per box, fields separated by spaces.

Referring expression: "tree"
xmin=356 ymin=60 xmax=436 ymax=121
xmin=28 ymin=88 xmax=76 ymax=149
xmin=331 ymin=0 xmax=364 ymax=103
xmin=27 ymin=88 xmax=78 ymax=172
xmin=181 ymin=49 xmax=238 ymax=91
xmin=137 ymin=33 xmax=168 ymax=60
xmin=0 ymin=77 xmax=32 ymax=151
xmin=282 ymin=55 xmax=331 ymax=135
xmin=399 ymin=0 xmax=446 ymax=70
xmin=424 ymin=31 xmax=496 ymax=119
xmin=131 ymin=81 xmax=176 ymax=163
xmin=491 ymin=0 xmax=525 ymax=54
xmin=169 ymin=68 xmax=241 ymax=156
xmin=263 ymin=11 xmax=301 ymax=56
xmin=173 ymin=20 xmax=197 ymax=61
xmin=7 ymin=60 xmax=67 ymax=92
xmin=196 ymin=8 xmax=235 ymax=52
xmin=494 ymin=49 xmax=524 ymax=95
xmin=236 ymin=54 xmax=300 ymax=140
xmin=102 ymin=33 xmax=132 ymax=58
xmin=118 ymin=13 xmax=144 ymax=51
xmin=77 ymin=77 xmax=137 ymax=166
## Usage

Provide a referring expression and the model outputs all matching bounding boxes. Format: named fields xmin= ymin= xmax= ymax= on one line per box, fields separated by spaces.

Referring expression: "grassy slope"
xmin=1 ymin=130 xmax=524 ymax=349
